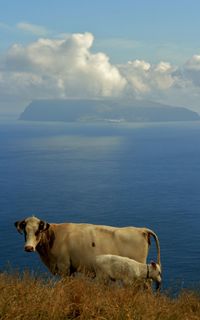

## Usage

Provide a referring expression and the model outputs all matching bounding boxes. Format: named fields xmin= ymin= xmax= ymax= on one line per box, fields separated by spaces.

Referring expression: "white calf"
xmin=95 ymin=254 xmax=162 ymax=290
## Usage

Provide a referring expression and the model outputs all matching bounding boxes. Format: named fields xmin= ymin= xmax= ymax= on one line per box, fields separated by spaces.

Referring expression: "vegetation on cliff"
xmin=1 ymin=272 xmax=200 ymax=320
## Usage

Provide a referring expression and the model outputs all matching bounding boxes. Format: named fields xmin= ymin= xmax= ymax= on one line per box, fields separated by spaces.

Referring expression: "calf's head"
xmin=149 ymin=261 xmax=162 ymax=290
xmin=14 ymin=216 xmax=50 ymax=252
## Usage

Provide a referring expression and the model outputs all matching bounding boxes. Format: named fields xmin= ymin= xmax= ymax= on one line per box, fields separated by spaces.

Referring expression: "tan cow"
xmin=14 ymin=216 xmax=161 ymax=276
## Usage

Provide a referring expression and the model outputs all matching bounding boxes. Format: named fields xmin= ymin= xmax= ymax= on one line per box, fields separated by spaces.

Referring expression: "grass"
xmin=0 ymin=271 xmax=200 ymax=320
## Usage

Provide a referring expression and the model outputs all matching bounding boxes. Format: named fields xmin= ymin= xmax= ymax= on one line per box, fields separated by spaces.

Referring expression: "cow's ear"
xmin=151 ymin=261 xmax=157 ymax=269
xmin=15 ymin=220 xmax=26 ymax=234
xmin=39 ymin=220 xmax=50 ymax=232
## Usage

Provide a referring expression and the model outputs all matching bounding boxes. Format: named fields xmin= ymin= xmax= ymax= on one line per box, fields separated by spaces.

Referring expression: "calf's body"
xmin=95 ymin=254 xmax=162 ymax=289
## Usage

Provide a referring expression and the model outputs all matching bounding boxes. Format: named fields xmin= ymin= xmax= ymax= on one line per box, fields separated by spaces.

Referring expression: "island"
xmin=19 ymin=98 xmax=200 ymax=122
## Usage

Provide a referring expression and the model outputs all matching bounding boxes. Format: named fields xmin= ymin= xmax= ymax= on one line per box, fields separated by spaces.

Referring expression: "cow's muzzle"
xmin=24 ymin=245 xmax=34 ymax=252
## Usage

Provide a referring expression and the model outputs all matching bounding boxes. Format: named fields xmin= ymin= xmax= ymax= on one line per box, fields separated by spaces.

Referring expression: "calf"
xmin=95 ymin=254 xmax=162 ymax=290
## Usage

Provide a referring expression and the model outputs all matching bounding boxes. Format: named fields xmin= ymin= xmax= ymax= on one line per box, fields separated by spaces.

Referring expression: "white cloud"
xmin=1 ymin=31 xmax=200 ymax=113
xmin=119 ymin=59 xmax=176 ymax=99
xmin=184 ymin=55 xmax=200 ymax=71
xmin=180 ymin=55 xmax=200 ymax=88
xmin=1 ymin=32 xmax=126 ymax=102
xmin=154 ymin=62 xmax=172 ymax=73
xmin=17 ymin=22 xmax=48 ymax=36
xmin=128 ymin=60 xmax=151 ymax=71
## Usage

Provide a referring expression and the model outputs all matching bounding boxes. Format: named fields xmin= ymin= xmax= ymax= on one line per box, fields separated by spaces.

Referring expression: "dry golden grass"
xmin=0 ymin=272 xmax=200 ymax=320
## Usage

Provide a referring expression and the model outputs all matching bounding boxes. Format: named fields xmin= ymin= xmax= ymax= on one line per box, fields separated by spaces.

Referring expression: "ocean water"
xmin=1 ymin=118 xmax=200 ymax=290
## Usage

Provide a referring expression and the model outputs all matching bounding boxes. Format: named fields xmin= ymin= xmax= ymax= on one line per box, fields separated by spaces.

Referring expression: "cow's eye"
xmin=35 ymin=230 xmax=40 ymax=236
xmin=39 ymin=221 xmax=44 ymax=231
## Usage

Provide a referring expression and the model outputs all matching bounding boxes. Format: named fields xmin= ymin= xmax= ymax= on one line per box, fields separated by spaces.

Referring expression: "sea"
xmin=1 ymin=117 xmax=200 ymax=291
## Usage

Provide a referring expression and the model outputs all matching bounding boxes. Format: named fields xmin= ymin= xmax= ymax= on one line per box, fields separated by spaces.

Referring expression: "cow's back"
xmin=55 ymin=223 xmax=150 ymax=270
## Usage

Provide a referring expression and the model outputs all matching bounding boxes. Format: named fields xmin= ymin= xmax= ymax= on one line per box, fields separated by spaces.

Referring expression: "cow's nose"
xmin=25 ymin=245 xmax=34 ymax=252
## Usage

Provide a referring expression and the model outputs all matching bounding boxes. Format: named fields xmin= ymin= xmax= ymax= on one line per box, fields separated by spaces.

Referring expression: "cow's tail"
xmin=146 ymin=229 xmax=161 ymax=266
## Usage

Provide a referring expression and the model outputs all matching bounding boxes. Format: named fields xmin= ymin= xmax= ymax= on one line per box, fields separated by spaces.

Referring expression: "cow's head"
xmin=149 ymin=261 xmax=162 ymax=290
xmin=14 ymin=216 xmax=50 ymax=252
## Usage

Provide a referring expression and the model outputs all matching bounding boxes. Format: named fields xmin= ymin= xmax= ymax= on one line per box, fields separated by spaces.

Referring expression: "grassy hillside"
xmin=0 ymin=272 xmax=200 ymax=320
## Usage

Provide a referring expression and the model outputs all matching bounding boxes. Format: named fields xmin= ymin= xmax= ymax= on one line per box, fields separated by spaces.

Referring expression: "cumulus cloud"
xmin=118 ymin=57 xmax=200 ymax=111
xmin=184 ymin=55 xmax=200 ymax=71
xmin=180 ymin=55 xmax=200 ymax=87
xmin=1 ymin=32 xmax=126 ymax=101
xmin=1 ymin=30 xmax=200 ymax=113
xmin=119 ymin=59 xmax=176 ymax=99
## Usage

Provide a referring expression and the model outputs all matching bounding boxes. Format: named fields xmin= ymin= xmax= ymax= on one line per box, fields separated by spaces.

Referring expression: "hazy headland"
xmin=19 ymin=98 xmax=200 ymax=122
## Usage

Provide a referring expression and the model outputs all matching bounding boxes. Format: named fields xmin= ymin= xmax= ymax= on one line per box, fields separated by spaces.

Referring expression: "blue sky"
xmin=1 ymin=0 xmax=200 ymax=114
xmin=1 ymin=0 xmax=200 ymax=63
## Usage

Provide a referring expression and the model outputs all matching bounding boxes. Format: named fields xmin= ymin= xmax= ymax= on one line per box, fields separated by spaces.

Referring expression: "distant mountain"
xmin=19 ymin=98 xmax=200 ymax=122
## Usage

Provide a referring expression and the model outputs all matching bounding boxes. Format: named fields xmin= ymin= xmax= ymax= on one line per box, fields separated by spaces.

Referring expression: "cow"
xmin=95 ymin=254 xmax=162 ymax=290
xmin=14 ymin=216 xmax=161 ymax=277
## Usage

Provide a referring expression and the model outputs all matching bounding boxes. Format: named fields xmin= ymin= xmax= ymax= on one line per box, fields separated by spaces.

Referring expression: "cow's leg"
xmin=54 ymin=257 xmax=72 ymax=276
xmin=69 ymin=262 xmax=77 ymax=277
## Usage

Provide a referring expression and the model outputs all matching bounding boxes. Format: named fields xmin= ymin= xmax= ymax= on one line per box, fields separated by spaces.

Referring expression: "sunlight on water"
xmin=36 ymin=134 xmax=123 ymax=150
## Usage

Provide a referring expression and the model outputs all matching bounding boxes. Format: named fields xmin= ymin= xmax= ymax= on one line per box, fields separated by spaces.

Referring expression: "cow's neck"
xmin=36 ymin=227 xmax=60 ymax=275
xmin=36 ymin=226 xmax=55 ymax=256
